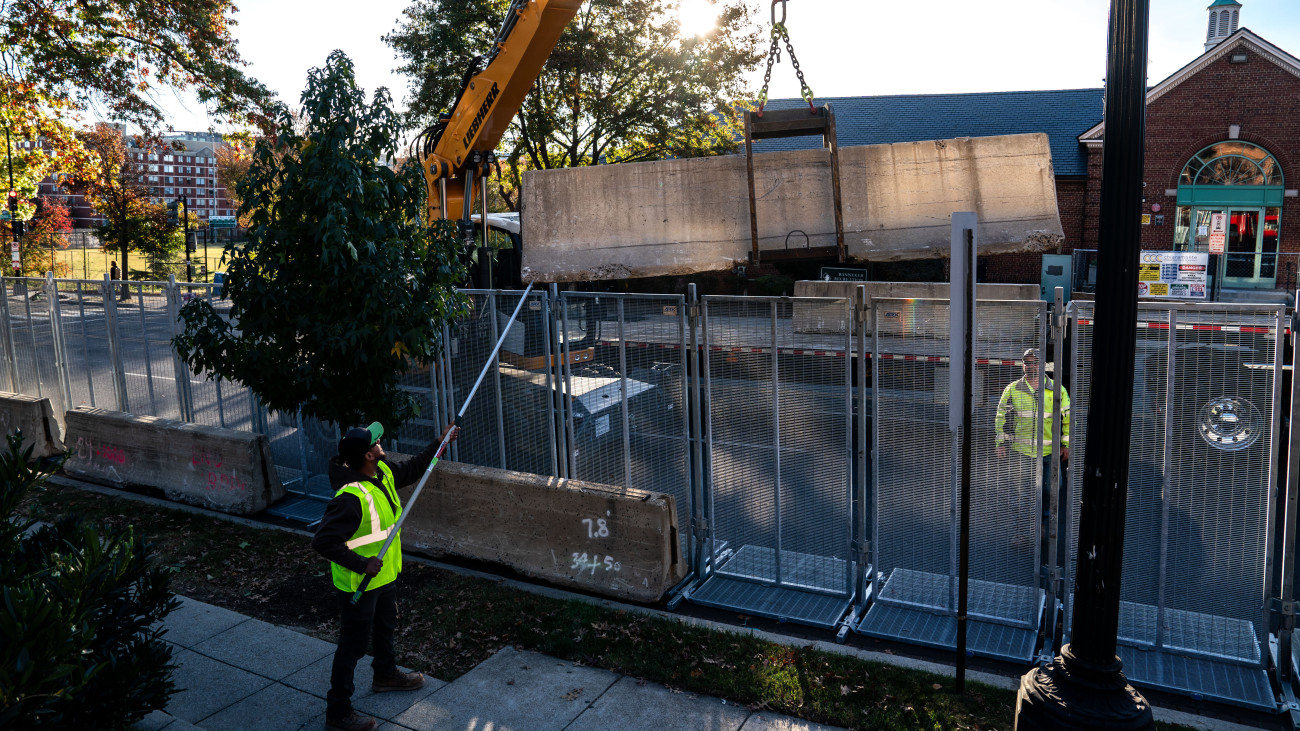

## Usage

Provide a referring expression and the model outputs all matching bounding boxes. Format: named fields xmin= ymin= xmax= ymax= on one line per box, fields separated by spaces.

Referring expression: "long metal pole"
xmin=1015 ymin=0 xmax=1155 ymax=724
xmin=351 ymin=282 xmax=534 ymax=603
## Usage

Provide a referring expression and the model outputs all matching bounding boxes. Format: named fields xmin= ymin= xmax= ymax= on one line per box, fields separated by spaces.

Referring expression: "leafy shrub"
xmin=0 ymin=431 xmax=179 ymax=729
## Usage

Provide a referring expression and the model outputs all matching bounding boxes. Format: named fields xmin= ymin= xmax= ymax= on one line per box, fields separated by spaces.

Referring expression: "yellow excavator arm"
xmin=420 ymin=0 xmax=581 ymax=223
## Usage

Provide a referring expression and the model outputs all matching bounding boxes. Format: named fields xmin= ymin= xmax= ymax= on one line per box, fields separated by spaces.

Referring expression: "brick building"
xmin=756 ymin=1 xmax=1300 ymax=302
xmin=35 ymin=127 xmax=237 ymax=230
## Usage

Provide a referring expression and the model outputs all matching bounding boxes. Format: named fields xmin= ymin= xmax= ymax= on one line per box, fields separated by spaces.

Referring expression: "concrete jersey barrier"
xmin=792 ymin=280 xmax=1041 ymax=335
xmin=63 ymin=407 xmax=285 ymax=515
xmin=0 ymin=392 xmax=66 ymax=458
xmin=391 ymin=459 xmax=684 ymax=603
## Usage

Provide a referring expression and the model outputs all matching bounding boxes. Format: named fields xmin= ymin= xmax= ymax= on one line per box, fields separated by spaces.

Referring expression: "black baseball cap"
xmin=338 ymin=421 xmax=383 ymax=464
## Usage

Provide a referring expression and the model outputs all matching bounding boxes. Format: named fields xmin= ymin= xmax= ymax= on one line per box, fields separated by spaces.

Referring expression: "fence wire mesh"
xmin=561 ymin=293 xmax=691 ymax=559
xmin=1065 ymin=302 xmax=1282 ymax=709
xmin=6 ymin=277 xmax=64 ymax=416
xmin=867 ymin=298 xmax=1047 ymax=631
xmin=51 ymin=280 xmax=117 ymax=413
xmin=701 ymin=295 xmax=853 ymax=598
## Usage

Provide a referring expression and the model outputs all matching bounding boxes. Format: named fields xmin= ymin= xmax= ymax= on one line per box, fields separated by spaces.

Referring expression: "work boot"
xmin=324 ymin=711 xmax=376 ymax=731
xmin=372 ymin=669 xmax=424 ymax=693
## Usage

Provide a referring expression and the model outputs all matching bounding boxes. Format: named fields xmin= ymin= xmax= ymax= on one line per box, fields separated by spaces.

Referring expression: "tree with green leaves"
xmin=0 ymin=0 xmax=273 ymax=133
xmin=174 ymin=51 xmax=468 ymax=430
xmin=9 ymin=195 xmax=74 ymax=277
xmin=385 ymin=0 xmax=761 ymax=208
xmin=0 ymin=0 xmax=277 ymax=244
xmin=0 ymin=430 xmax=178 ymax=728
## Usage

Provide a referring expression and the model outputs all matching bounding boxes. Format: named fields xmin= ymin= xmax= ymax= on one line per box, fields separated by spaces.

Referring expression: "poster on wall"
xmin=1208 ymin=212 xmax=1227 ymax=254
xmin=1137 ymin=251 xmax=1209 ymax=299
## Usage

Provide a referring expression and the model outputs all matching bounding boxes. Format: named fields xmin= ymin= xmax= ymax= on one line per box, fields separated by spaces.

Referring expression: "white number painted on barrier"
xmin=581 ymin=518 xmax=609 ymax=539
xmin=570 ymin=552 xmax=621 ymax=575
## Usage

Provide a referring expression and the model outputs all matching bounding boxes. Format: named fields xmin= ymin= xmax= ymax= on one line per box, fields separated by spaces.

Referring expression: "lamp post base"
xmin=1014 ymin=644 xmax=1155 ymax=730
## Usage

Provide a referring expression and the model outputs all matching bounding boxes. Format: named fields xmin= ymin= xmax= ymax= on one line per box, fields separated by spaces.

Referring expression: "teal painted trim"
xmin=1175 ymin=185 xmax=1284 ymax=207
xmin=1208 ymin=0 xmax=1240 ymax=8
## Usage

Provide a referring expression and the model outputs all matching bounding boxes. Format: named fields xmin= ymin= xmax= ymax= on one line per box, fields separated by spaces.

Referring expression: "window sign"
xmin=1137 ymin=251 xmax=1209 ymax=299
xmin=1208 ymin=212 xmax=1227 ymax=253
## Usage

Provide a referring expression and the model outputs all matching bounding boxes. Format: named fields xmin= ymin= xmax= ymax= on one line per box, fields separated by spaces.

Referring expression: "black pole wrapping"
xmin=1070 ymin=0 xmax=1149 ymax=665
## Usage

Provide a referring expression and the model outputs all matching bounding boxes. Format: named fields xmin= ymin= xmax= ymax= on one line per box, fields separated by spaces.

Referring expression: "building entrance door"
xmin=1219 ymin=208 xmax=1277 ymax=288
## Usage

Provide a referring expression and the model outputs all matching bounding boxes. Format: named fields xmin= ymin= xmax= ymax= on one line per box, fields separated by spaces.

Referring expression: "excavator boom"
xmin=422 ymin=0 xmax=581 ymax=222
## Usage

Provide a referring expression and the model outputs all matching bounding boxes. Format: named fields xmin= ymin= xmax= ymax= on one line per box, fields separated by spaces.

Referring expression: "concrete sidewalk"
xmin=139 ymin=596 xmax=844 ymax=731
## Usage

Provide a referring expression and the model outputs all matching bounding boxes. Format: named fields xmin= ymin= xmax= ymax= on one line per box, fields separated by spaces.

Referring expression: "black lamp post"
xmin=1013 ymin=0 xmax=1157 ymax=727
xmin=5 ymin=123 xmax=21 ymax=278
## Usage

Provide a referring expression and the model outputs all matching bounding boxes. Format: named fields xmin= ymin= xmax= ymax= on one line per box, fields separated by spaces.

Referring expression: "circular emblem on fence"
xmin=1197 ymin=396 xmax=1262 ymax=452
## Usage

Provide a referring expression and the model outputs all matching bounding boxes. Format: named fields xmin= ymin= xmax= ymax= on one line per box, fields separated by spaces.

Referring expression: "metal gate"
xmin=687 ymin=295 xmax=856 ymax=629
xmin=1065 ymin=301 xmax=1284 ymax=710
xmin=856 ymin=297 xmax=1049 ymax=662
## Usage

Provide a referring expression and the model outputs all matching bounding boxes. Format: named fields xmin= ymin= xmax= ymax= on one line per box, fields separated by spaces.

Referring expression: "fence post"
xmin=1277 ymin=296 xmax=1300 ymax=722
xmin=165 ymin=275 xmax=194 ymax=422
xmin=548 ymin=283 xmax=566 ymax=478
xmin=686 ymin=284 xmax=706 ymax=583
xmin=102 ymin=273 xmax=129 ymax=412
xmin=1044 ymin=287 xmax=1067 ymax=653
xmin=541 ymin=291 xmax=558 ymax=477
xmin=296 ymin=407 xmax=310 ymax=493
xmin=489 ymin=291 xmax=506 ymax=469
xmin=770 ymin=299 xmax=783 ymax=585
xmin=0 ymin=274 xmax=18 ymax=393
xmin=44 ymin=272 xmax=73 ymax=415
xmin=854 ymin=285 xmax=870 ymax=617
xmin=617 ymin=297 xmax=631 ymax=488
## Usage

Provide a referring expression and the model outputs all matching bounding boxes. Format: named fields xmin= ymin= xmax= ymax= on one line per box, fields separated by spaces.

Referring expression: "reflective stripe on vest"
xmin=344 ymin=486 xmax=392 ymax=550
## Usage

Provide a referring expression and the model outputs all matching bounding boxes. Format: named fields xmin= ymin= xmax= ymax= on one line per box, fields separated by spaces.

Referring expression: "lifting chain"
xmin=755 ymin=0 xmax=815 ymax=116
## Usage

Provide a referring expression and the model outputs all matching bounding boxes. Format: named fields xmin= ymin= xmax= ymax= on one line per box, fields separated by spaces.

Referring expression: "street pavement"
xmin=139 ymin=595 xmax=845 ymax=731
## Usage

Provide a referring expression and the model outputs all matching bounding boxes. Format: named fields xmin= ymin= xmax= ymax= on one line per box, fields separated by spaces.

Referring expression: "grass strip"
xmin=22 ymin=481 xmax=1196 ymax=731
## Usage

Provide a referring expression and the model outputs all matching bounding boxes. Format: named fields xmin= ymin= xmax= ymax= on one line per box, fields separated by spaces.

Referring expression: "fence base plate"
xmin=688 ymin=574 xmax=852 ymax=629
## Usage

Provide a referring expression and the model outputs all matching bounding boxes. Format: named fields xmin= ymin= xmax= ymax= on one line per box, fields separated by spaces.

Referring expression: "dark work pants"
xmin=326 ymin=581 xmax=399 ymax=720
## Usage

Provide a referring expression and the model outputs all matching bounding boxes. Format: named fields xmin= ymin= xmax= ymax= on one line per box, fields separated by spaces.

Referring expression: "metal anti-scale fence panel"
xmin=49 ymin=280 xmax=119 ymax=413
xmin=560 ymin=293 xmax=692 ymax=560
xmin=1065 ymin=301 xmax=1282 ymax=710
xmin=3 ymin=277 xmax=65 ymax=416
xmin=433 ymin=290 xmax=558 ymax=475
xmin=857 ymin=297 xmax=1047 ymax=663
xmin=689 ymin=295 xmax=854 ymax=629
xmin=173 ymin=283 xmax=256 ymax=433
xmin=111 ymin=282 xmax=183 ymax=420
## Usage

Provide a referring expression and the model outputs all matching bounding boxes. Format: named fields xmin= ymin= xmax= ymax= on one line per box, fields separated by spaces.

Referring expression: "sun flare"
xmin=677 ymin=0 xmax=718 ymax=38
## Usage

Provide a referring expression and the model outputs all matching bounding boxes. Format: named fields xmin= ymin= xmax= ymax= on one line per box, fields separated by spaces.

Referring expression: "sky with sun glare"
xmin=150 ymin=0 xmax=1300 ymax=133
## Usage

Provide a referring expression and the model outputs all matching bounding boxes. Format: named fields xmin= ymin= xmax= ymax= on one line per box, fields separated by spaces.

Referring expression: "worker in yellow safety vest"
xmin=995 ymin=348 xmax=1070 ymax=557
xmin=312 ymin=420 xmax=458 ymax=731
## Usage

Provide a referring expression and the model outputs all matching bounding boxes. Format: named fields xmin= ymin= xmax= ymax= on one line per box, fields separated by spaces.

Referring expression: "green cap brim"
xmin=366 ymin=421 xmax=384 ymax=446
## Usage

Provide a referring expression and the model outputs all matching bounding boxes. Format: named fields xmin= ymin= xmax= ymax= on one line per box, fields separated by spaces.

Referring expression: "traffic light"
xmin=167 ymin=199 xmax=180 ymax=226
xmin=185 ymin=231 xmax=197 ymax=253
xmin=6 ymin=189 xmax=17 ymax=213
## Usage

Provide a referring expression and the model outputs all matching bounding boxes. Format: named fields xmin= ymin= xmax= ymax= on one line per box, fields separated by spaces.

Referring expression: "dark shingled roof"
xmin=750 ymin=88 xmax=1103 ymax=177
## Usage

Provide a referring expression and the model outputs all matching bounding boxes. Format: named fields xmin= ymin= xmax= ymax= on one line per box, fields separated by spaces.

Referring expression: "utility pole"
xmin=1014 ymin=0 xmax=1155 ymax=727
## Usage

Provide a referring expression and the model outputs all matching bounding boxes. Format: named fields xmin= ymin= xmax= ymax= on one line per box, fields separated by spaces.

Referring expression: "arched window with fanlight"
xmin=1174 ymin=141 xmax=1285 ymax=289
